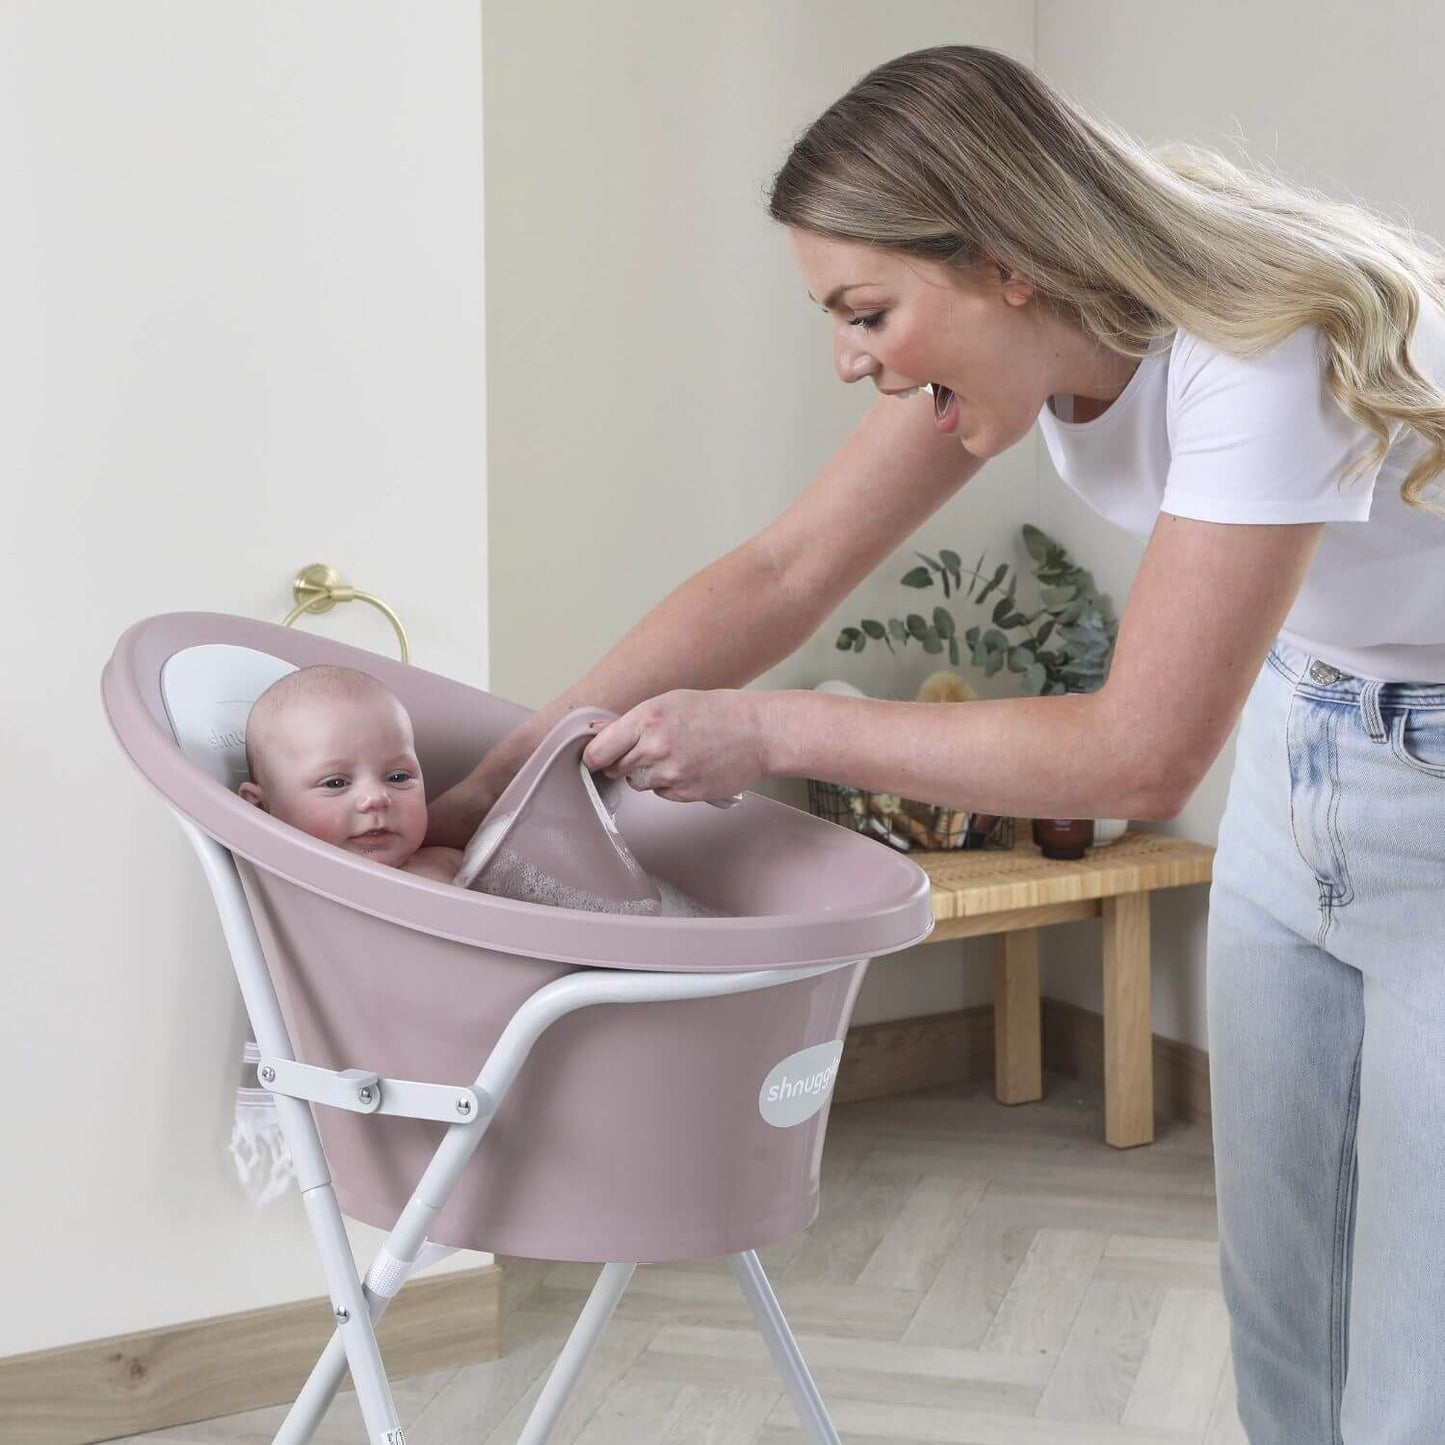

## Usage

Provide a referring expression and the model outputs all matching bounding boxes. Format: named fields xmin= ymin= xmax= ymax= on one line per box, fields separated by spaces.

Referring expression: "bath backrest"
xmin=159 ymin=643 xmax=296 ymax=789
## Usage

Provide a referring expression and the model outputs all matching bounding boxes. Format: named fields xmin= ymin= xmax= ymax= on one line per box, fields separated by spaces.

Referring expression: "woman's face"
xmin=785 ymin=228 xmax=1131 ymax=458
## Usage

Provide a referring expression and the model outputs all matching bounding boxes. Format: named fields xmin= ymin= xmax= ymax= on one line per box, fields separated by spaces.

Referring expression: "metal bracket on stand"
xmin=257 ymin=1056 xmax=492 ymax=1125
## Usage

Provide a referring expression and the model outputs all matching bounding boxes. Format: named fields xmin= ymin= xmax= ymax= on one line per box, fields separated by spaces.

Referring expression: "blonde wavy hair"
xmin=768 ymin=44 xmax=1445 ymax=516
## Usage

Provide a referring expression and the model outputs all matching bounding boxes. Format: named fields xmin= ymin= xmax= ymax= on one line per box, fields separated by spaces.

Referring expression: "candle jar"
xmin=1031 ymin=817 xmax=1095 ymax=860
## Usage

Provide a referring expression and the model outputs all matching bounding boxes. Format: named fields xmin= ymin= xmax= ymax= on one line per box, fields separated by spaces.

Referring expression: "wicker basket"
xmin=805 ymin=779 xmax=1015 ymax=853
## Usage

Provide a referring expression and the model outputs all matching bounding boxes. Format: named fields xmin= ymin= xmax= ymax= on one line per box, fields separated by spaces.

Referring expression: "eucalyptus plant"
xmin=835 ymin=523 xmax=1119 ymax=696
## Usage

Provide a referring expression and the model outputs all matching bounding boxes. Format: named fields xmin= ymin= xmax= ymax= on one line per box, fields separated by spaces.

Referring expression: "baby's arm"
xmin=401 ymin=845 xmax=468 ymax=885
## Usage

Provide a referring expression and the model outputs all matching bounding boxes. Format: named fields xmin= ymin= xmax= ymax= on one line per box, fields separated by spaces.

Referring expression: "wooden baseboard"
xmin=838 ymin=997 xmax=1211 ymax=1127
xmin=0 ymin=1261 xmax=500 ymax=1445
xmin=835 ymin=1003 xmax=995 ymax=1103
xmin=1042 ymin=996 xmax=1212 ymax=1127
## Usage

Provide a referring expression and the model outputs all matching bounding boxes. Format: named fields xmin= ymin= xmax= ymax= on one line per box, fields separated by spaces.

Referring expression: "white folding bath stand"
xmin=181 ymin=814 xmax=848 ymax=1445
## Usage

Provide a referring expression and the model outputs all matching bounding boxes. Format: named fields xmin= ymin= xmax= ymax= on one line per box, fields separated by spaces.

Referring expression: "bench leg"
xmin=993 ymin=928 xmax=1042 ymax=1105
xmin=1102 ymin=892 xmax=1154 ymax=1148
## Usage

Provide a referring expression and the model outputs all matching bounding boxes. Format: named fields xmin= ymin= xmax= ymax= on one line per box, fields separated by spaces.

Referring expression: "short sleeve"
xmin=1161 ymin=325 xmax=1389 ymax=525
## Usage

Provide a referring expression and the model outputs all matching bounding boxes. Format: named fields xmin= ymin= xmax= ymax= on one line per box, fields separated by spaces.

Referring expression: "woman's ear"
xmin=238 ymin=781 xmax=266 ymax=810
xmin=975 ymin=255 xmax=1036 ymax=307
xmin=999 ymin=267 xmax=1037 ymax=306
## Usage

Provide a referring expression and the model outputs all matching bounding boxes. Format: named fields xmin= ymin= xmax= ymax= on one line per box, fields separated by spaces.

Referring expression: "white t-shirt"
xmin=1036 ymin=301 xmax=1445 ymax=682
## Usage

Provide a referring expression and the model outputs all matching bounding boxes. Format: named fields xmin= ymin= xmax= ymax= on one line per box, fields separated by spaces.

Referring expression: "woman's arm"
xmin=759 ymin=515 xmax=1327 ymax=822
xmin=425 ymin=392 xmax=984 ymax=845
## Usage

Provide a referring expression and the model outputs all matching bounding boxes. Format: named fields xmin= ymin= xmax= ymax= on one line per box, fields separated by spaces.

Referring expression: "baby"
xmin=237 ymin=664 xmax=465 ymax=885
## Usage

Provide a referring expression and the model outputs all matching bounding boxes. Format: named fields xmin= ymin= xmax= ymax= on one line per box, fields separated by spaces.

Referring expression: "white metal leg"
xmin=272 ymin=1328 xmax=350 ymax=1444
xmin=516 ymin=1262 xmax=636 ymax=1445
xmin=269 ymin=961 xmax=853 ymax=1441
xmin=298 ymin=1185 xmax=405 ymax=1444
xmin=728 ymin=1251 xmax=840 ymax=1445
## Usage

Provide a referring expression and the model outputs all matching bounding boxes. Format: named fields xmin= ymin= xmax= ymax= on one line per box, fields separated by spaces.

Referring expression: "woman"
xmin=430 ymin=45 xmax=1445 ymax=1439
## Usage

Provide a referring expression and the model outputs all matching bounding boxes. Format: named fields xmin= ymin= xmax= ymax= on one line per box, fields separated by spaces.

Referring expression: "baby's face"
xmin=244 ymin=693 xmax=429 ymax=867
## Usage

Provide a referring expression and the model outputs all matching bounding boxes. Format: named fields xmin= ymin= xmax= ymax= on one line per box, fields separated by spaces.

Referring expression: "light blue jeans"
xmin=1208 ymin=636 xmax=1445 ymax=1443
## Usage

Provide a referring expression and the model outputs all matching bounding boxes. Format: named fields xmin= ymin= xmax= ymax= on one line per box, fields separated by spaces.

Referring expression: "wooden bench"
xmin=911 ymin=824 xmax=1214 ymax=1148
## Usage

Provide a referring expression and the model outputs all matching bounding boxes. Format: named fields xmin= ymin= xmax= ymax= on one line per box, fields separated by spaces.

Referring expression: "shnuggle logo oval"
xmin=758 ymin=1041 xmax=845 ymax=1128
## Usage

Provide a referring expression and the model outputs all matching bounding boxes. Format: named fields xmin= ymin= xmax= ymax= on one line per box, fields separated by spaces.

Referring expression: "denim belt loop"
xmin=1359 ymin=678 xmax=1388 ymax=742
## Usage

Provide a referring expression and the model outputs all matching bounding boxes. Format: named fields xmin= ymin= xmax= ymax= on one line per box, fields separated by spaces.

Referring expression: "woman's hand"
xmin=581 ymin=689 xmax=772 ymax=803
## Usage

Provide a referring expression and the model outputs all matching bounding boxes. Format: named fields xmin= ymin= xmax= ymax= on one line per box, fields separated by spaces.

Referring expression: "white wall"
xmin=1032 ymin=0 xmax=1445 ymax=1048
xmin=484 ymin=1 xmax=1039 ymax=1035
xmin=1 ymin=3 xmax=485 ymax=1355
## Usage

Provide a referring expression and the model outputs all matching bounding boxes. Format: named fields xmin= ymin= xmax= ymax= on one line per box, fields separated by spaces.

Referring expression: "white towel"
xmin=231 ymin=1035 xmax=457 ymax=1272
xmin=231 ymin=1036 xmax=295 ymax=1205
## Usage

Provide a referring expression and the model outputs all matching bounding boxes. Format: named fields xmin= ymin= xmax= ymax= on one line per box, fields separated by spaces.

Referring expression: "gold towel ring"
xmin=282 ymin=563 xmax=411 ymax=664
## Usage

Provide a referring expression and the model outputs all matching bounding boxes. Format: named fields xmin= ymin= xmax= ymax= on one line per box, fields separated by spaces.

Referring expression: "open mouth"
xmin=930 ymin=383 xmax=960 ymax=431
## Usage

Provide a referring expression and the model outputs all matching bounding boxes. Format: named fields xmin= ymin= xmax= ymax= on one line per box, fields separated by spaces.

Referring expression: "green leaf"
xmin=922 ymin=636 xmax=943 ymax=654
xmin=983 ymin=628 xmax=1008 ymax=652
xmin=948 ymin=636 xmax=960 ymax=666
xmin=901 ymin=566 xmax=933 ymax=588
xmin=861 ymin=619 xmax=885 ymax=639
xmin=905 ymin=613 xmax=929 ymax=639
xmin=889 ymin=619 xmax=908 ymax=640
xmin=991 ymin=597 xmax=1014 ymax=625
xmin=1021 ymin=523 xmax=1051 ymax=563
xmin=967 ymin=549 xmax=988 ymax=600
xmin=933 ymin=607 xmax=955 ymax=638
xmin=853 ymin=633 xmax=866 ymax=652
xmin=1026 ymin=661 xmax=1048 ymax=692
xmin=975 ymin=561 xmax=1010 ymax=606
xmin=835 ymin=627 xmax=860 ymax=649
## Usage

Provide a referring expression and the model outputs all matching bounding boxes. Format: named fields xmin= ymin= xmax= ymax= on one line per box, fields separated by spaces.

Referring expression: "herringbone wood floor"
xmin=120 ymin=1071 xmax=1241 ymax=1444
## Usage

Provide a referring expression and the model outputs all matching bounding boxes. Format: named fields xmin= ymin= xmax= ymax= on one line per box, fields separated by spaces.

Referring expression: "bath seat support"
xmin=175 ymin=816 xmax=850 ymax=1445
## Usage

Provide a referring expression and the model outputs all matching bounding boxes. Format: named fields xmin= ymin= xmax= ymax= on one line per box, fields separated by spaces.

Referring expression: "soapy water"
xmin=474 ymin=844 xmax=729 ymax=918
xmin=652 ymin=875 xmax=730 ymax=918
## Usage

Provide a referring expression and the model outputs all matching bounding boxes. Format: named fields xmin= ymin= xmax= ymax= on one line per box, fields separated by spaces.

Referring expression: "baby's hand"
xmin=401 ymin=845 xmax=468 ymax=885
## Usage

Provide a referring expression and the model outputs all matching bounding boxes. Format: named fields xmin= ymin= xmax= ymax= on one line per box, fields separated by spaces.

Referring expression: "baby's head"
xmin=238 ymin=665 xmax=429 ymax=868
